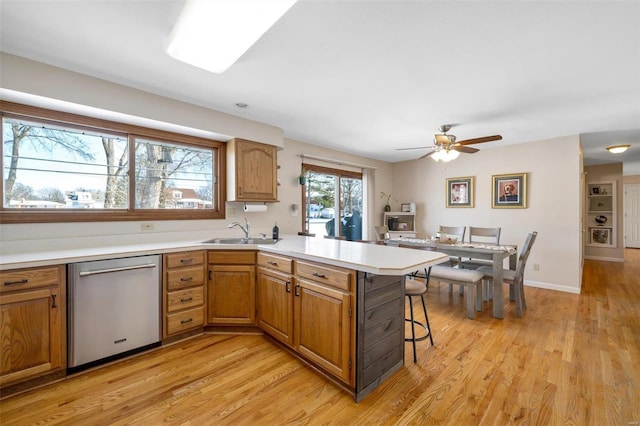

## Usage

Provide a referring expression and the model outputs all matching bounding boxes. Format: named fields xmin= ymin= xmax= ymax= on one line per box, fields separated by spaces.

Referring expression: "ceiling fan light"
xmin=431 ymin=149 xmax=460 ymax=162
xmin=166 ymin=0 xmax=297 ymax=74
xmin=606 ymin=144 xmax=630 ymax=154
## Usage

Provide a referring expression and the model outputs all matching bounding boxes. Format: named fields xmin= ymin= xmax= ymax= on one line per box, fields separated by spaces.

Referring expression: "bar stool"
xmin=404 ymin=276 xmax=434 ymax=363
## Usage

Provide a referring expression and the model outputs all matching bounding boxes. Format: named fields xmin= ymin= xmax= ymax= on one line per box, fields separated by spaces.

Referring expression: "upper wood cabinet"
xmin=0 ymin=265 xmax=66 ymax=389
xmin=227 ymin=138 xmax=278 ymax=202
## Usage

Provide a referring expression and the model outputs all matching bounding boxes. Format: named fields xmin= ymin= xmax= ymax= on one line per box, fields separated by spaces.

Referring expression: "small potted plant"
xmin=380 ymin=192 xmax=393 ymax=212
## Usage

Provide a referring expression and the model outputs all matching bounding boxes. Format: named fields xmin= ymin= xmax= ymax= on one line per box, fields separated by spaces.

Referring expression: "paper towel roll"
xmin=243 ymin=204 xmax=268 ymax=213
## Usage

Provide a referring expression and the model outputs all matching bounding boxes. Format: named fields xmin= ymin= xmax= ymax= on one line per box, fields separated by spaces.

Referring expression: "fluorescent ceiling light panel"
xmin=166 ymin=0 xmax=297 ymax=74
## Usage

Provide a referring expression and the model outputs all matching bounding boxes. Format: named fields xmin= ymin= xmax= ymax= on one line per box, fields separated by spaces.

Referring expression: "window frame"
xmin=0 ymin=101 xmax=226 ymax=223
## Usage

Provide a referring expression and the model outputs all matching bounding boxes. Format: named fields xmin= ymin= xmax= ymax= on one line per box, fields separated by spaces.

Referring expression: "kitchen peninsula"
xmin=0 ymin=235 xmax=447 ymax=402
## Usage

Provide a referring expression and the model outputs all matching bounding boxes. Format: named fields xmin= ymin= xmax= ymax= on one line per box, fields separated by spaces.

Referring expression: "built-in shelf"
xmin=383 ymin=211 xmax=417 ymax=239
xmin=587 ymin=182 xmax=616 ymax=248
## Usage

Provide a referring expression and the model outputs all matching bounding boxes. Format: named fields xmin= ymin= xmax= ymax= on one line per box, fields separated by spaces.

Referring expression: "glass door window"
xmin=302 ymin=165 xmax=362 ymax=240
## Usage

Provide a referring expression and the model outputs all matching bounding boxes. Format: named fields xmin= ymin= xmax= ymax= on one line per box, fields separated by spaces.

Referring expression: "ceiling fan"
xmin=398 ymin=125 xmax=502 ymax=161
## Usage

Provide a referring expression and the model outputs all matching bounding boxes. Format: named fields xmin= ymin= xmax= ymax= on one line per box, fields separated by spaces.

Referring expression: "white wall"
xmin=391 ymin=136 xmax=583 ymax=293
xmin=0 ymin=53 xmax=584 ymax=294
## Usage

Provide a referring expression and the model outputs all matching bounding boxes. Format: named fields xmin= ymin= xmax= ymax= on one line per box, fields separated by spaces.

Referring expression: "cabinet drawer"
xmin=208 ymin=250 xmax=255 ymax=265
xmin=295 ymin=260 xmax=352 ymax=292
xmin=167 ymin=266 xmax=204 ymax=291
xmin=257 ymin=252 xmax=293 ymax=274
xmin=0 ymin=266 xmax=62 ymax=294
xmin=167 ymin=287 xmax=204 ymax=312
xmin=165 ymin=251 xmax=204 ymax=269
xmin=166 ymin=307 xmax=204 ymax=335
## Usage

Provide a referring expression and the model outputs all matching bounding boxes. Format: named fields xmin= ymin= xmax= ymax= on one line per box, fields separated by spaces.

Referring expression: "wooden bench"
xmin=429 ymin=266 xmax=484 ymax=319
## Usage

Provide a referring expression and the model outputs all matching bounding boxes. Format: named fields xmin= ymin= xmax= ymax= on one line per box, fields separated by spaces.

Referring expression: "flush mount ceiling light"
xmin=606 ymin=144 xmax=630 ymax=154
xmin=166 ymin=0 xmax=297 ymax=74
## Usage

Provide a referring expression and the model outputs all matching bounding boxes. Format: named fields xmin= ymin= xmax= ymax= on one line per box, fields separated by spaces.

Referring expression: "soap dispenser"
xmin=272 ymin=222 xmax=279 ymax=241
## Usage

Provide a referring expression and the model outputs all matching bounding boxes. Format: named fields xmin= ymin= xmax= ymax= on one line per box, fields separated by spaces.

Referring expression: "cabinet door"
xmin=236 ymin=140 xmax=278 ymax=201
xmin=208 ymin=265 xmax=255 ymax=325
xmin=256 ymin=268 xmax=293 ymax=346
xmin=0 ymin=287 xmax=64 ymax=386
xmin=294 ymin=278 xmax=353 ymax=385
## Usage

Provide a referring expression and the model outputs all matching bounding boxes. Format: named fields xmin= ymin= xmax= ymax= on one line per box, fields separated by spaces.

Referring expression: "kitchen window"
xmin=1 ymin=102 xmax=225 ymax=223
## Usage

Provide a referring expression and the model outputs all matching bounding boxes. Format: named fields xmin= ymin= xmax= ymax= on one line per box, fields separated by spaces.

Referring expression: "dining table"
xmin=386 ymin=238 xmax=517 ymax=319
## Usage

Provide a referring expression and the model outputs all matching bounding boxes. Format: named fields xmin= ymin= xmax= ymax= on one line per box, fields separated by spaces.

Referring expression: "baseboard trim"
xmin=524 ymin=280 xmax=581 ymax=294
xmin=584 ymin=255 xmax=625 ymax=262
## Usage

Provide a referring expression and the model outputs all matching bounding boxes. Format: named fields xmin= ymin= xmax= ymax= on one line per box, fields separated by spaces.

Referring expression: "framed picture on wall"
xmin=446 ymin=176 xmax=474 ymax=208
xmin=492 ymin=172 xmax=527 ymax=208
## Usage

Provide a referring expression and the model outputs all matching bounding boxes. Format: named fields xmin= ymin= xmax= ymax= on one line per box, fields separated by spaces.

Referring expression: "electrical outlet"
xmin=533 ymin=263 xmax=540 ymax=271
xmin=141 ymin=223 xmax=154 ymax=231
xmin=228 ymin=207 xmax=237 ymax=218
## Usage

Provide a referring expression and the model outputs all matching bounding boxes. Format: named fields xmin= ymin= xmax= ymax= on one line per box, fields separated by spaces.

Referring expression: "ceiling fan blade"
xmin=419 ymin=150 xmax=436 ymax=159
xmin=453 ymin=146 xmax=479 ymax=154
xmin=396 ymin=146 xmax=432 ymax=151
xmin=456 ymin=135 xmax=502 ymax=145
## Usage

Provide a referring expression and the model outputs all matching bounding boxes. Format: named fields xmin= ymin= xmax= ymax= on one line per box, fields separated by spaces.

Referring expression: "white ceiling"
xmin=1 ymin=1 xmax=639 ymax=173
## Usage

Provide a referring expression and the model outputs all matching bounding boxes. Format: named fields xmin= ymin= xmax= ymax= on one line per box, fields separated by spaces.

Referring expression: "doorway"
xmin=624 ymin=183 xmax=640 ymax=248
xmin=301 ymin=165 xmax=363 ymax=240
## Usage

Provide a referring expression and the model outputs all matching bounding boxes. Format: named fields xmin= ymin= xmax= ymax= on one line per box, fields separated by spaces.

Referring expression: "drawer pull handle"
xmin=180 ymin=277 xmax=193 ymax=282
xmin=181 ymin=318 xmax=193 ymax=324
xmin=285 ymin=281 xmax=291 ymax=293
xmin=294 ymin=283 xmax=300 ymax=297
xmin=180 ymin=297 xmax=193 ymax=303
xmin=180 ymin=258 xmax=194 ymax=264
xmin=51 ymin=294 xmax=57 ymax=308
xmin=312 ymin=272 xmax=326 ymax=278
xmin=4 ymin=279 xmax=28 ymax=286
xmin=268 ymin=260 xmax=278 ymax=266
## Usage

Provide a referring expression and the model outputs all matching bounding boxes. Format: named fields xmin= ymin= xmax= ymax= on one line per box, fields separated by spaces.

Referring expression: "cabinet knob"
xmin=51 ymin=294 xmax=58 ymax=308
xmin=312 ymin=272 xmax=326 ymax=278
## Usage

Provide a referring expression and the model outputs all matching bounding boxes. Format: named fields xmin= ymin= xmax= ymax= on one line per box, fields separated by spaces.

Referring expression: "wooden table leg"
xmin=492 ymin=252 xmax=504 ymax=319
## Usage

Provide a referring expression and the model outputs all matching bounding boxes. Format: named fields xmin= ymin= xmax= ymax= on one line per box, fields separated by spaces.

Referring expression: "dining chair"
xmin=458 ymin=226 xmax=501 ymax=270
xmin=404 ymin=276 xmax=434 ymax=363
xmin=374 ymin=225 xmax=390 ymax=241
xmin=439 ymin=225 xmax=466 ymax=266
xmin=477 ymin=231 xmax=538 ymax=317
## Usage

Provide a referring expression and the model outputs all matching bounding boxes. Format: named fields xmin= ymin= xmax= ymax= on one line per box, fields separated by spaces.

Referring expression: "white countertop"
xmin=0 ymin=234 xmax=448 ymax=275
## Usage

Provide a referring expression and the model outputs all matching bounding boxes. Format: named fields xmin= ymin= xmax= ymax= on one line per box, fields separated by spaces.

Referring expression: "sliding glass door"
xmin=302 ymin=165 xmax=363 ymax=240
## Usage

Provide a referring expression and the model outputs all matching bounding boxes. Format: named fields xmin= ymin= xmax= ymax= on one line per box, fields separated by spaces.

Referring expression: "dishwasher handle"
xmin=78 ymin=263 xmax=157 ymax=277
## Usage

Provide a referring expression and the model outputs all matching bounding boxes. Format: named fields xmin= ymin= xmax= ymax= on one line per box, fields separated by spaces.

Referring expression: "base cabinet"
xmin=257 ymin=253 xmax=355 ymax=386
xmin=163 ymin=251 xmax=206 ymax=338
xmin=0 ymin=265 xmax=66 ymax=388
xmin=257 ymin=253 xmax=294 ymax=345
xmin=207 ymin=251 xmax=256 ymax=325
xmin=295 ymin=277 xmax=353 ymax=384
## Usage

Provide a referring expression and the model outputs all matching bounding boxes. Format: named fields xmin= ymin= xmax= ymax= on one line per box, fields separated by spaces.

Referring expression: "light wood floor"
xmin=1 ymin=250 xmax=639 ymax=425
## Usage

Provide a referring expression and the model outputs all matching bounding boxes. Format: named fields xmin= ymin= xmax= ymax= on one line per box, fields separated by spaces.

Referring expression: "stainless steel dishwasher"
xmin=68 ymin=255 xmax=161 ymax=370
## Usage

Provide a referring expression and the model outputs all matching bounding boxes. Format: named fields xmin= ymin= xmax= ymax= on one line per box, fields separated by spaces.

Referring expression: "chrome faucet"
xmin=228 ymin=218 xmax=250 ymax=239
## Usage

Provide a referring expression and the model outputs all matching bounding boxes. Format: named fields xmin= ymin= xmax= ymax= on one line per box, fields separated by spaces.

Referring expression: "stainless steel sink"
xmin=202 ymin=237 xmax=280 ymax=245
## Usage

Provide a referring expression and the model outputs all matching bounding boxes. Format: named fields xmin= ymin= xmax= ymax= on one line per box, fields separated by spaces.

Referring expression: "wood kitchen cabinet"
xmin=257 ymin=253 xmax=355 ymax=386
xmin=227 ymin=138 xmax=278 ymax=202
xmin=163 ymin=251 xmax=206 ymax=339
xmin=256 ymin=252 xmax=294 ymax=346
xmin=0 ymin=265 xmax=66 ymax=390
xmin=294 ymin=260 xmax=355 ymax=385
xmin=207 ymin=251 xmax=256 ymax=325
